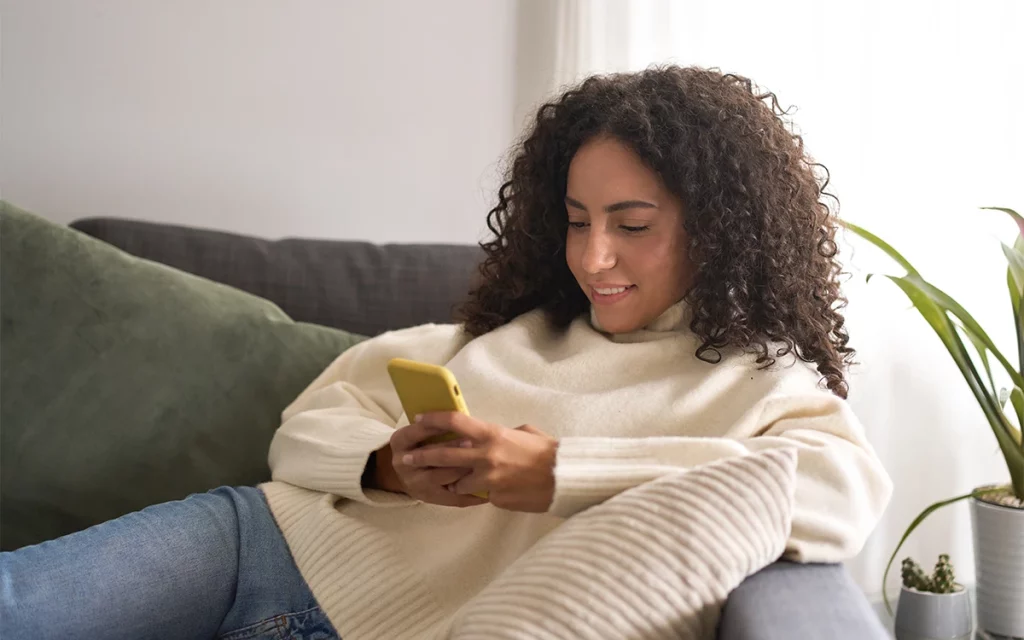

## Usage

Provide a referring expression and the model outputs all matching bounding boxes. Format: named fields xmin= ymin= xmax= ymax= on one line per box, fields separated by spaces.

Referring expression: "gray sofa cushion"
xmin=70 ymin=218 xmax=485 ymax=337
xmin=717 ymin=560 xmax=888 ymax=639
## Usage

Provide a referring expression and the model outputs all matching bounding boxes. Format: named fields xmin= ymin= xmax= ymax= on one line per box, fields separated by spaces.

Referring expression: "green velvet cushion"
xmin=0 ymin=203 xmax=365 ymax=550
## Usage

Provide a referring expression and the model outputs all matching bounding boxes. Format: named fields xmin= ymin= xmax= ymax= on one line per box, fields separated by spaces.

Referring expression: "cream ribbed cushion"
xmin=448 ymin=448 xmax=798 ymax=640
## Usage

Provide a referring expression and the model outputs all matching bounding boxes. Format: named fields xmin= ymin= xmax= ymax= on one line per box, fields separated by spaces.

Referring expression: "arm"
xmin=549 ymin=392 xmax=893 ymax=563
xmin=267 ymin=322 xmax=468 ymax=505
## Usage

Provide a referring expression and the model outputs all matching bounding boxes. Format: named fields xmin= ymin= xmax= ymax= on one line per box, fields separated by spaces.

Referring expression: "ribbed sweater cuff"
xmin=548 ymin=437 xmax=665 ymax=518
xmin=285 ymin=420 xmax=417 ymax=507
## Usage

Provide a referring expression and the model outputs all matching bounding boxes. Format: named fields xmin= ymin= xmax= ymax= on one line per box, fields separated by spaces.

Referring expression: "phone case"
xmin=386 ymin=358 xmax=470 ymax=423
xmin=387 ymin=358 xmax=488 ymax=499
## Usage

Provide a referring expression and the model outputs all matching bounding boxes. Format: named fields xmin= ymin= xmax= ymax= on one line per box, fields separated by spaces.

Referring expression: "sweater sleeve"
xmin=267 ymin=322 xmax=469 ymax=506
xmin=548 ymin=392 xmax=893 ymax=563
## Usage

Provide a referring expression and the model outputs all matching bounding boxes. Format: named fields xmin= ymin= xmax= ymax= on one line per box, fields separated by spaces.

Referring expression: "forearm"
xmin=268 ymin=410 xmax=394 ymax=498
xmin=547 ymin=395 xmax=893 ymax=562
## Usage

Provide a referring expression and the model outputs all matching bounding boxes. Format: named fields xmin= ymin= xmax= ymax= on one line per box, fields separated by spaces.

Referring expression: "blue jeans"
xmin=0 ymin=486 xmax=340 ymax=640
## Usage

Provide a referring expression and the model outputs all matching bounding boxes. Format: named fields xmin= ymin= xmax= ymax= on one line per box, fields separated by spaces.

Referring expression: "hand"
xmin=389 ymin=420 xmax=489 ymax=508
xmin=401 ymin=412 xmax=559 ymax=513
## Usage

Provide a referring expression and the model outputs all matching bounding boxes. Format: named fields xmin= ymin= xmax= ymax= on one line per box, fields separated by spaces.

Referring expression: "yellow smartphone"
xmin=386 ymin=358 xmax=470 ymax=443
xmin=387 ymin=358 xmax=488 ymax=500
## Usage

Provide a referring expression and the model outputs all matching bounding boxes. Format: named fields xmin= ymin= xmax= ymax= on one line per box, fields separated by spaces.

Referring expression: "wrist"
xmin=370 ymin=444 xmax=405 ymax=494
xmin=545 ymin=438 xmax=559 ymax=507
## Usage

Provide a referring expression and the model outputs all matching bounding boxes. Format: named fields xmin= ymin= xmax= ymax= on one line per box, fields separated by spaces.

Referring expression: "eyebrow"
xmin=565 ymin=196 xmax=658 ymax=213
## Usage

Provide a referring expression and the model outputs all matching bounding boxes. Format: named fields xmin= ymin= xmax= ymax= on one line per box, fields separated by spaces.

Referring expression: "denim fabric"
xmin=0 ymin=486 xmax=340 ymax=640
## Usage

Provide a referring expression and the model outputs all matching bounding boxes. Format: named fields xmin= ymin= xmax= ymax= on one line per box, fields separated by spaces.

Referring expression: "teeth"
xmin=595 ymin=286 xmax=629 ymax=295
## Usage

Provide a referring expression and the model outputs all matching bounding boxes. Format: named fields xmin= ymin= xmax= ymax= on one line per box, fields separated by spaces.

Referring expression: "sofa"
xmin=16 ymin=213 xmax=890 ymax=639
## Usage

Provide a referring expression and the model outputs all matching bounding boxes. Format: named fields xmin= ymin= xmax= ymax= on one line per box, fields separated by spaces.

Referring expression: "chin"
xmin=595 ymin=312 xmax=642 ymax=334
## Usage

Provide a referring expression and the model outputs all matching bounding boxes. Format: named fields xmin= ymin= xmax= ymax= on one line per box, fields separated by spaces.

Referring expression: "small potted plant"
xmin=844 ymin=207 xmax=1024 ymax=638
xmin=895 ymin=554 xmax=972 ymax=640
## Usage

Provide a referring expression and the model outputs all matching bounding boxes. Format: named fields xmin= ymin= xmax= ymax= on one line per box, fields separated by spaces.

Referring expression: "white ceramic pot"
xmin=894 ymin=586 xmax=972 ymax=640
xmin=971 ymin=496 xmax=1024 ymax=638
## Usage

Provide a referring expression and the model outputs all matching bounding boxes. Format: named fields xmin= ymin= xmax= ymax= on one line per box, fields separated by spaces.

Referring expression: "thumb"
xmin=516 ymin=424 xmax=545 ymax=436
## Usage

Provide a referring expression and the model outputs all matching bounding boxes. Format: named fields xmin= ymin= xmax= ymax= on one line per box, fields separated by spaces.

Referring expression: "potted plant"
xmin=895 ymin=554 xmax=972 ymax=640
xmin=844 ymin=207 xmax=1024 ymax=639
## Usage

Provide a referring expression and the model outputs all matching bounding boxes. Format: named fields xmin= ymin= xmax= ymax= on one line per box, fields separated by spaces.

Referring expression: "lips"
xmin=590 ymin=284 xmax=636 ymax=305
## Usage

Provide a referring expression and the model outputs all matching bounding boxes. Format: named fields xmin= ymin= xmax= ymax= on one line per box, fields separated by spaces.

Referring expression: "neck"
xmin=588 ymin=298 xmax=691 ymax=343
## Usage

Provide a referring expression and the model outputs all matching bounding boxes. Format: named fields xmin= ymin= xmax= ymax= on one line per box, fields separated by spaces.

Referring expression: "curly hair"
xmin=455 ymin=65 xmax=854 ymax=397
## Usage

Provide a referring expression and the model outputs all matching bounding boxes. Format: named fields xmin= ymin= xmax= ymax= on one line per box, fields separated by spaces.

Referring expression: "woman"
xmin=1 ymin=66 xmax=892 ymax=640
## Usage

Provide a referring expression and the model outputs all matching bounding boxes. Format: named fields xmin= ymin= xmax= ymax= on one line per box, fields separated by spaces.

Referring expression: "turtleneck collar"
xmin=588 ymin=298 xmax=691 ymax=343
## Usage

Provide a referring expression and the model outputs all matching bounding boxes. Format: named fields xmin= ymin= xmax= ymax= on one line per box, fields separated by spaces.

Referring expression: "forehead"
xmin=567 ymin=137 xmax=665 ymax=197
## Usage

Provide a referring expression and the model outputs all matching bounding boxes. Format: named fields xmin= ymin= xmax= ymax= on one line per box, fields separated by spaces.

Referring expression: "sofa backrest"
xmin=70 ymin=218 xmax=485 ymax=337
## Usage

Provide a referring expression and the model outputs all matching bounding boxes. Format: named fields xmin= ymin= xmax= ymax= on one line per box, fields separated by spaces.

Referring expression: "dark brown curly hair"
xmin=455 ymin=65 xmax=854 ymax=397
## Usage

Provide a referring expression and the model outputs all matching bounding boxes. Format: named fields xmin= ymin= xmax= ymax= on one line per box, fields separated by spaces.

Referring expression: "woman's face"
xmin=565 ymin=136 xmax=696 ymax=334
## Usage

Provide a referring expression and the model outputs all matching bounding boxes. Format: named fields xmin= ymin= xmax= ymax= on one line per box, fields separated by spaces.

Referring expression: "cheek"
xmin=629 ymin=238 xmax=672 ymax=274
xmin=633 ymin=238 xmax=689 ymax=290
xmin=564 ymin=236 xmax=583 ymax=275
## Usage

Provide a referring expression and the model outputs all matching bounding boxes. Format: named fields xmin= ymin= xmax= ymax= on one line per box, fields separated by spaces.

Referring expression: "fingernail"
xmin=402 ymin=454 xmax=413 ymax=465
xmin=413 ymin=414 xmax=422 ymax=423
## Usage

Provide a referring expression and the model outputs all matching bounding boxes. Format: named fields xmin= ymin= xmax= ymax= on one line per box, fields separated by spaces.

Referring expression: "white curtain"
xmin=525 ymin=0 xmax=1024 ymax=602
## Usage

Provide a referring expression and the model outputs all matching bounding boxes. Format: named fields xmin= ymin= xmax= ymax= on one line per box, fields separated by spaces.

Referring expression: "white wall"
xmin=0 ymin=0 xmax=519 ymax=244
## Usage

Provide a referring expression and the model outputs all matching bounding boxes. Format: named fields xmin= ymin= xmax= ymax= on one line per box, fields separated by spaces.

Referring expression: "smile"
xmin=591 ymin=285 xmax=636 ymax=304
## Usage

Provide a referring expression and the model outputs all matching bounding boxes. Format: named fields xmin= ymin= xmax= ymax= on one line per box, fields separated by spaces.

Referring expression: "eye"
xmin=568 ymin=221 xmax=588 ymax=230
xmin=621 ymin=225 xmax=650 ymax=233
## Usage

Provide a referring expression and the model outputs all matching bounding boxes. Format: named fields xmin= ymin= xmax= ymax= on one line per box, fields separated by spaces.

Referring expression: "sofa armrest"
xmin=718 ymin=561 xmax=888 ymax=640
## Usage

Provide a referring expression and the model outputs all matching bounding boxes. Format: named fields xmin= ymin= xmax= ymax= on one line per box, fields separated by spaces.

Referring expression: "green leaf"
xmin=1011 ymin=387 xmax=1024 ymax=449
xmin=926 ymin=278 xmax=1024 ymax=392
xmin=845 ymin=221 xmax=1023 ymax=391
xmin=964 ymin=325 xmax=997 ymax=397
xmin=885 ymin=275 xmax=1024 ymax=497
xmin=845 ymin=217 xmax=1024 ymax=500
xmin=1009 ymin=269 xmax=1021 ymax=317
xmin=842 ymin=221 xmax=919 ymax=275
xmin=982 ymin=206 xmax=1024 ymax=237
xmin=1003 ymin=242 xmax=1024 ymax=295
xmin=882 ymin=491 xmax=979 ymax=616
xmin=987 ymin=208 xmax=1024 ymax=378
xmin=1013 ymin=234 xmax=1024 ymax=382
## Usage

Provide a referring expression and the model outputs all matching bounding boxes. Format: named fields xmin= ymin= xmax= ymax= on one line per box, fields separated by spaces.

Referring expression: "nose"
xmin=581 ymin=228 xmax=617 ymax=274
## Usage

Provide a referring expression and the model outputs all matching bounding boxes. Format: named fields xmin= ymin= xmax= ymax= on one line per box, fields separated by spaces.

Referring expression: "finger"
xmin=417 ymin=438 xmax=473 ymax=451
xmin=402 ymin=445 xmax=480 ymax=469
xmin=515 ymin=424 xmax=545 ymax=436
xmin=452 ymin=494 xmax=489 ymax=507
xmin=418 ymin=467 xmax=472 ymax=486
xmin=414 ymin=485 xmax=488 ymax=508
xmin=449 ymin=469 xmax=489 ymax=497
xmin=417 ymin=412 xmax=493 ymax=443
xmin=441 ymin=493 xmax=489 ymax=508
xmin=390 ymin=421 xmax=452 ymax=453
xmin=415 ymin=486 xmax=468 ymax=507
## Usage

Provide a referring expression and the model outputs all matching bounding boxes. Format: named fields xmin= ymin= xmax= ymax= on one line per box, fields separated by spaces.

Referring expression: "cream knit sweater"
xmin=262 ymin=301 xmax=892 ymax=639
